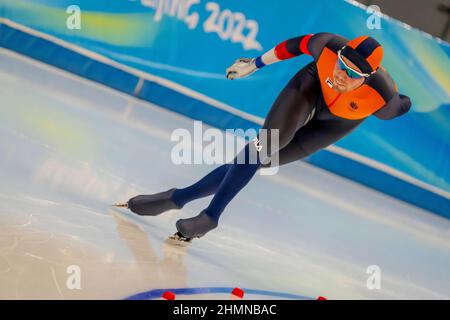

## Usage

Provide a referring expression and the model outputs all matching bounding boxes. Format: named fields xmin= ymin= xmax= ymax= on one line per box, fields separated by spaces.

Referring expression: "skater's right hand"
xmin=226 ymin=58 xmax=258 ymax=80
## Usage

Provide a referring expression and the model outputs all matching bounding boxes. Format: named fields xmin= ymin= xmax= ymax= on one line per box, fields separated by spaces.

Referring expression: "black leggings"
xmin=261 ymin=62 xmax=364 ymax=167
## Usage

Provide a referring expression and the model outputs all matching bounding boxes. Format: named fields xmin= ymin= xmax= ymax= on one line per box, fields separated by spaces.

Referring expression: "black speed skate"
xmin=175 ymin=211 xmax=218 ymax=239
xmin=115 ymin=188 xmax=181 ymax=216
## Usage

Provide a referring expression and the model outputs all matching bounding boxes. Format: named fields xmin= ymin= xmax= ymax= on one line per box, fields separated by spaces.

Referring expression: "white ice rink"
xmin=0 ymin=47 xmax=449 ymax=299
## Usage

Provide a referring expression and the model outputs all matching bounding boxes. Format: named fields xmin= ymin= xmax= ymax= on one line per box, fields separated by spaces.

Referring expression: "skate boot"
xmin=126 ymin=188 xmax=181 ymax=216
xmin=175 ymin=211 xmax=218 ymax=239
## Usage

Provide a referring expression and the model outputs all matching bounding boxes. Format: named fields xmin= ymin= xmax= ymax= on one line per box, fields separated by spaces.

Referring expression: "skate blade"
xmin=113 ymin=202 xmax=128 ymax=208
xmin=166 ymin=232 xmax=192 ymax=247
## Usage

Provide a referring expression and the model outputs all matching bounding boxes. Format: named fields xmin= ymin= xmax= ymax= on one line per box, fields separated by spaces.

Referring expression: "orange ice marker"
xmin=232 ymin=288 xmax=244 ymax=299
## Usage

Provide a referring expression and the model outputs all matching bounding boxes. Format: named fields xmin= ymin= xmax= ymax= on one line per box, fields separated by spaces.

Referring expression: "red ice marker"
xmin=317 ymin=296 xmax=327 ymax=300
xmin=232 ymin=288 xmax=245 ymax=299
xmin=162 ymin=291 xmax=176 ymax=300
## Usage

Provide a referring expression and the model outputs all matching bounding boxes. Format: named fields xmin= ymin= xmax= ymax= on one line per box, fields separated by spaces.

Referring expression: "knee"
xmin=295 ymin=140 xmax=314 ymax=158
xmin=261 ymin=129 xmax=294 ymax=153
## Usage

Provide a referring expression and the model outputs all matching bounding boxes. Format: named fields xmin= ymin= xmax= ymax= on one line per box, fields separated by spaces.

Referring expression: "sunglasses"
xmin=337 ymin=49 xmax=371 ymax=79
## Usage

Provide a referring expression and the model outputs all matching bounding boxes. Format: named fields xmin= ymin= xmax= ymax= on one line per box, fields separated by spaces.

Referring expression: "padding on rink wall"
xmin=1 ymin=0 xmax=449 ymax=218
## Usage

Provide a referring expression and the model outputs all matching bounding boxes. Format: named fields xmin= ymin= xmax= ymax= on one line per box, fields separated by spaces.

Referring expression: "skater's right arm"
xmin=226 ymin=33 xmax=334 ymax=80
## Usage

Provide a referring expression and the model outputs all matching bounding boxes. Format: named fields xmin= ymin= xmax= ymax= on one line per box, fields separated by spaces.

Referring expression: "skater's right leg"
xmin=171 ymin=163 xmax=232 ymax=207
xmin=127 ymin=188 xmax=181 ymax=216
xmin=127 ymin=164 xmax=231 ymax=216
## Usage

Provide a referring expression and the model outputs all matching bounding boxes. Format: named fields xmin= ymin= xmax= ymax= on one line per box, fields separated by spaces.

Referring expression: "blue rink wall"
xmin=0 ymin=0 xmax=449 ymax=218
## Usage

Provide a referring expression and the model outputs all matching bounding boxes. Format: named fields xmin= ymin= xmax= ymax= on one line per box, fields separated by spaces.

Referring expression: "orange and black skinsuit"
xmin=129 ymin=33 xmax=412 ymax=239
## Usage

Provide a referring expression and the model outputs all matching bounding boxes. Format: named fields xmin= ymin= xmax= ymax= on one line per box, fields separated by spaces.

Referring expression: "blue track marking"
xmin=124 ymin=287 xmax=314 ymax=300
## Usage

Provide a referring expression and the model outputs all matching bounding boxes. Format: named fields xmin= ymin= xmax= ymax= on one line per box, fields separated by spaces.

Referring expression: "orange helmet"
xmin=341 ymin=36 xmax=383 ymax=74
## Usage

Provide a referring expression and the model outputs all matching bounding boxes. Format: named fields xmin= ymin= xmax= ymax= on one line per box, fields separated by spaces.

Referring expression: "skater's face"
xmin=333 ymin=56 xmax=365 ymax=93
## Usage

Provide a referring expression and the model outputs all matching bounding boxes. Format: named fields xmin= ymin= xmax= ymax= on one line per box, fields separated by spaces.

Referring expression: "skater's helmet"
xmin=341 ymin=36 xmax=383 ymax=74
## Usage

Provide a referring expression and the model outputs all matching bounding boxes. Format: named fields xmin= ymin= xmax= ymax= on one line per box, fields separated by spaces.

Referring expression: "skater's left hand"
xmin=226 ymin=58 xmax=258 ymax=80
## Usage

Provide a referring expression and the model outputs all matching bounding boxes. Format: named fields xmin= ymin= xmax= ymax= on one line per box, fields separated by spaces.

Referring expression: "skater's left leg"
xmin=175 ymin=143 xmax=261 ymax=238
xmin=174 ymin=137 xmax=287 ymax=238
xmin=204 ymin=143 xmax=262 ymax=221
